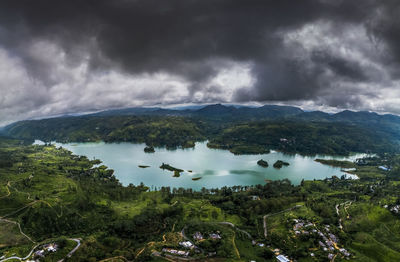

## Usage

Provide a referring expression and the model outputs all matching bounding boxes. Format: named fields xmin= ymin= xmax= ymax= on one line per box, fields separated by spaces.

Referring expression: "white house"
xmin=276 ymin=254 xmax=290 ymax=262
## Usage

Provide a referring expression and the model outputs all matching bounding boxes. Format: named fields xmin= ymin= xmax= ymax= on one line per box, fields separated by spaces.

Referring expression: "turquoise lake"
xmin=48 ymin=141 xmax=364 ymax=190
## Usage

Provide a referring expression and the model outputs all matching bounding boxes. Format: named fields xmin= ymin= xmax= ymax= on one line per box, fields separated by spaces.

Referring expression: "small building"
xmin=34 ymin=250 xmax=45 ymax=257
xmin=162 ymin=248 xmax=189 ymax=257
xmin=379 ymin=166 xmax=390 ymax=171
xmin=250 ymin=195 xmax=260 ymax=201
xmin=177 ymin=250 xmax=189 ymax=256
xmin=46 ymin=243 xmax=57 ymax=252
xmin=339 ymin=248 xmax=351 ymax=257
xmin=293 ymin=222 xmax=304 ymax=230
xmin=193 ymin=232 xmax=204 ymax=240
xmin=276 ymin=254 xmax=290 ymax=262
xmin=209 ymin=233 xmax=221 ymax=240
xmin=179 ymin=241 xmax=194 ymax=249
xmin=390 ymin=205 xmax=400 ymax=213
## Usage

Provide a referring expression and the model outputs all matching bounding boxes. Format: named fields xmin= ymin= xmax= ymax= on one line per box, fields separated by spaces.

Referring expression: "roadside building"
xmin=276 ymin=254 xmax=290 ymax=262
xmin=209 ymin=233 xmax=221 ymax=240
xmin=193 ymin=232 xmax=204 ymax=240
xmin=179 ymin=241 xmax=194 ymax=249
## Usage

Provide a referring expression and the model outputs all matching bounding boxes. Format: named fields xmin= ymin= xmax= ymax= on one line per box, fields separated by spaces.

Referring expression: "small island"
xmin=192 ymin=177 xmax=202 ymax=181
xmin=144 ymin=146 xmax=155 ymax=153
xmin=138 ymin=165 xmax=150 ymax=168
xmin=160 ymin=163 xmax=184 ymax=177
xmin=273 ymin=160 xmax=290 ymax=169
xmin=160 ymin=163 xmax=184 ymax=172
xmin=257 ymin=159 xmax=269 ymax=167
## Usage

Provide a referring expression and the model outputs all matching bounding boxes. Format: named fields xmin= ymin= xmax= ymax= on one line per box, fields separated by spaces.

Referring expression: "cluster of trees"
xmin=5 ymin=116 xmax=206 ymax=149
xmin=208 ymin=121 xmax=397 ymax=155
xmin=5 ymin=113 xmax=400 ymax=155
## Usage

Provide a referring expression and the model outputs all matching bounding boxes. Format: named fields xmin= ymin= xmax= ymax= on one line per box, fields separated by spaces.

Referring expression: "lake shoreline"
xmin=34 ymin=140 xmax=362 ymax=190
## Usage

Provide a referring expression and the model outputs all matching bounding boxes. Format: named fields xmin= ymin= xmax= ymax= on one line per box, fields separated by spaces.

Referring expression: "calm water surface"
xmin=48 ymin=141 xmax=364 ymax=190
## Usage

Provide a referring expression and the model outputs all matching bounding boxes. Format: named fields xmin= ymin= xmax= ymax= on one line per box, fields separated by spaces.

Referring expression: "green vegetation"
xmin=5 ymin=116 xmax=206 ymax=149
xmin=257 ymin=159 xmax=269 ymax=168
xmin=160 ymin=163 xmax=183 ymax=178
xmin=144 ymin=146 xmax=155 ymax=153
xmin=273 ymin=160 xmax=290 ymax=169
xmin=1 ymin=130 xmax=400 ymax=261
xmin=159 ymin=163 xmax=183 ymax=173
xmin=5 ymin=112 xmax=400 ymax=156
xmin=315 ymin=159 xmax=356 ymax=168
xmin=207 ymin=121 xmax=398 ymax=155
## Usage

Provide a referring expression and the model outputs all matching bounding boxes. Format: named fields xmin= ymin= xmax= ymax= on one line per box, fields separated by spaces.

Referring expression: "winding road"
xmin=58 ymin=238 xmax=81 ymax=262
xmin=263 ymin=205 xmax=303 ymax=238
xmin=217 ymin=221 xmax=252 ymax=239
xmin=336 ymin=201 xmax=352 ymax=230
xmin=0 ymin=244 xmax=40 ymax=262
xmin=0 ymin=218 xmax=35 ymax=244
xmin=0 ymin=238 xmax=81 ymax=262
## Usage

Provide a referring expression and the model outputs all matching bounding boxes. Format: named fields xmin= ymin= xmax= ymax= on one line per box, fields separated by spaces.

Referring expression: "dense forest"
xmin=5 ymin=104 xmax=400 ymax=155
xmin=5 ymin=116 xmax=208 ymax=149
xmin=1 ymin=136 xmax=400 ymax=261
xmin=208 ymin=121 xmax=397 ymax=155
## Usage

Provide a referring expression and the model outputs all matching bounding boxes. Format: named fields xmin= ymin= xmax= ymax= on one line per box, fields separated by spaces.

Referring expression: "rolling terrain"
xmin=4 ymin=104 xmax=400 ymax=155
xmin=0 ymin=136 xmax=400 ymax=261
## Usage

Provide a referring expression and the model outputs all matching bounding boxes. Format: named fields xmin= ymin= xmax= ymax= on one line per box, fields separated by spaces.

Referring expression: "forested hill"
xmin=4 ymin=104 xmax=400 ymax=155
xmin=5 ymin=116 xmax=208 ymax=149
xmin=88 ymin=103 xmax=304 ymax=120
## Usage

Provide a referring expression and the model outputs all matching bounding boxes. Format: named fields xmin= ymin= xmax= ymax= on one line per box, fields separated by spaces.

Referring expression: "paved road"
xmin=59 ymin=238 xmax=81 ymax=262
xmin=0 ymin=244 xmax=39 ymax=262
xmin=263 ymin=205 xmax=303 ymax=238
xmin=336 ymin=201 xmax=352 ymax=230
xmin=0 ymin=218 xmax=35 ymax=244
xmin=217 ymin=222 xmax=252 ymax=239
xmin=0 ymin=238 xmax=81 ymax=262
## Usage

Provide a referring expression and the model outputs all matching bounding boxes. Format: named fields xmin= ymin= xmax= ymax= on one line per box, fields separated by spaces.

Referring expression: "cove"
xmin=48 ymin=141 xmax=364 ymax=190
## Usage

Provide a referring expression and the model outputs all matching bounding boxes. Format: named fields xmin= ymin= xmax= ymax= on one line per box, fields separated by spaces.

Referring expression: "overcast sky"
xmin=1 ymin=0 xmax=400 ymax=125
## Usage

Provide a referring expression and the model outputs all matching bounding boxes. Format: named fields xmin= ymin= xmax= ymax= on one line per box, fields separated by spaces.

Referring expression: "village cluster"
xmin=291 ymin=219 xmax=351 ymax=260
xmin=161 ymin=231 xmax=222 ymax=258
xmin=385 ymin=204 xmax=400 ymax=214
xmin=25 ymin=243 xmax=58 ymax=262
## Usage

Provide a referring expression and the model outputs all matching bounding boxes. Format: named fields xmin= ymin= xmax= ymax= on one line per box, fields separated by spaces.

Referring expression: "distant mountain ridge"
xmin=88 ymin=104 xmax=400 ymax=144
xmin=90 ymin=103 xmax=305 ymax=120
xmin=89 ymin=103 xmax=400 ymax=125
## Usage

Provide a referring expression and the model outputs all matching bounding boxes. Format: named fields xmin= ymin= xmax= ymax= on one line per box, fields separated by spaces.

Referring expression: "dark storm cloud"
xmin=0 ymin=0 xmax=376 ymax=79
xmin=0 ymin=0 xmax=400 ymax=124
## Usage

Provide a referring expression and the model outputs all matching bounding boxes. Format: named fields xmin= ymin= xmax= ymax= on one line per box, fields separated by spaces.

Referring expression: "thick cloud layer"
xmin=0 ymin=0 xmax=399 ymax=124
